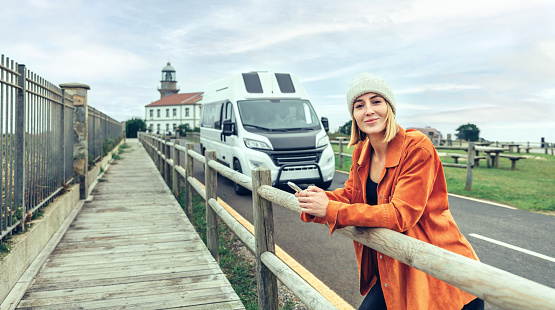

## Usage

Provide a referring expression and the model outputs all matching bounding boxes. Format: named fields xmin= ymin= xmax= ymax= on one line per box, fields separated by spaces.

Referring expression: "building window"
xmin=186 ymin=108 xmax=190 ymax=117
xmin=173 ymin=108 xmax=177 ymax=117
xmin=157 ymin=124 xmax=160 ymax=133
xmin=166 ymin=124 xmax=169 ymax=132
xmin=173 ymin=123 xmax=177 ymax=131
xmin=150 ymin=110 xmax=153 ymax=118
xmin=166 ymin=109 xmax=169 ymax=117
xmin=157 ymin=109 xmax=160 ymax=117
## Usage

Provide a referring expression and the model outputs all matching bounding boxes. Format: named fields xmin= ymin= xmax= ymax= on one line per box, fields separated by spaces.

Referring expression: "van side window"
xmin=214 ymin=103 xmax=224 ymax=129
xmin=224 ymin=102 xmax=235 ymax=123
xmin=201 ymin=104 xmax=214 ymax=128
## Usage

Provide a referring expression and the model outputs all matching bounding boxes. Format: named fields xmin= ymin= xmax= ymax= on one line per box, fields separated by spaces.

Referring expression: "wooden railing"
xmin=139 ymin=132 xmax=555 ymax=310
xmin=331 ymin=138 xmax=477 ymax=191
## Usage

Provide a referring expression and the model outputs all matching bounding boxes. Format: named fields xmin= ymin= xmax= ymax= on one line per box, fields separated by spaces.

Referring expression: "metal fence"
xmin=88 ymin=107 xmax=126 ymax=161
xmin=0 ymin=54 xmax=123 ymax=241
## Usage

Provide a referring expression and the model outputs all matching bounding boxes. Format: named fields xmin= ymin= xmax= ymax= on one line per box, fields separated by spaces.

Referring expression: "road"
xmin=186 ymin=142 xmax=555 ymax=308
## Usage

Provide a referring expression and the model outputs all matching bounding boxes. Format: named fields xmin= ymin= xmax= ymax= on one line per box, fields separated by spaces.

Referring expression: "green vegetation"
xmin=455 ymin=123 xmax=480 ymax=141
xmin=103 ymin=137 xmax=123 ymax=157
xmin=88 ymin=153 xmax=96 ymax=170
xmin=177 ymin=124 xmax=200 ymax=136
xmin=177 ymin=193 xmax=296 ymax=310
xmin=125 ymin=117 xmax=146 ymax=138
xmin=441 ymin=152 xmax=554 ymax=212
xmin=332 ymin=143 xmax=555 ymax=212
xmin=0 ymin=239 xmax=12 ymax=260
xmin=31 ymin=210 xmax=44 ymax=221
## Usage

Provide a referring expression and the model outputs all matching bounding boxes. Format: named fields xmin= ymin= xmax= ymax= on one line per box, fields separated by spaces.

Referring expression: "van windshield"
xmin=237 ymin=99 xmax=320 ymax=131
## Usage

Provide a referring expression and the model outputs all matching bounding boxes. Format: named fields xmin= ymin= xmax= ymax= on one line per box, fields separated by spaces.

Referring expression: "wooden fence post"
xmin=252 ymin=167 xmax=278 ymax=310
xmin=155 ymin=137 xmax=159 ymax=172
xmin=465 ymin=142 xmax=475 ymax=191
xmin=205 ymin=150 xmax=219 ymax=263
xmin=185 ymin=143 xmax=194 ymax=218
xmin=172 ymin=140 xmax=180 ymax=196
xmin=338 ymin=137 xmax=344 ymax=169
xmin=164 ymin=137 xmax=171 ymax=186
xmin=159 ymin=138 xmax=164 ymax=176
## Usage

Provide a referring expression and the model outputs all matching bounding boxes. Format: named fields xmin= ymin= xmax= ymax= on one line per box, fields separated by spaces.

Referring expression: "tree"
xmin=339 ymin=120 xmax=352 ymax=135
xmin=125 ymin=117 xmax=146 ymax=138
xmin=455 ymin=123 xmax=480 ymax=141
xmin=178 ymin=123 xmax=191 ymax=135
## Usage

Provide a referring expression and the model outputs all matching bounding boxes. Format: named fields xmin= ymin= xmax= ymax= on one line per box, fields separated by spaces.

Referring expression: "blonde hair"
xmin=348 ymin=101 xmax=398 ymax=147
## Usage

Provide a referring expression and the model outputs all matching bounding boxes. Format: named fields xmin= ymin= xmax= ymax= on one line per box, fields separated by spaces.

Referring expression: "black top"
xmin=366 ymin=177 xmax=378 ymax=205
xmin=366 ymin=176 xmax=381 ymax=280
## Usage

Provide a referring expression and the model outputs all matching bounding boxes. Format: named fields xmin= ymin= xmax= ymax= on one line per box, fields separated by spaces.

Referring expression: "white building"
xmin=145 ymin=63 xmax=203 ymax=134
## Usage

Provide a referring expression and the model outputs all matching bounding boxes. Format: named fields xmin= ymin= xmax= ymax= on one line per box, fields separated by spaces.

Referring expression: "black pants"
xmin=358 ymin=280 xmax=485 ymax=310
xmin=358 ymin=280 xmax=387 ymax=310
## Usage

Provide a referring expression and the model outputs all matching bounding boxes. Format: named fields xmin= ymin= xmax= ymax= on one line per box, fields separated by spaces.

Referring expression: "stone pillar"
xmin=60 ymin=83 xmax=90 ymax=200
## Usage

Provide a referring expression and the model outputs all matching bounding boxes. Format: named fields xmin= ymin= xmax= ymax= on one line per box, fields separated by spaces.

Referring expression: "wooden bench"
xmin=447 ymin=153 xmax=486 ymax=166
xmin=499 ymin=154 xmax=526 ymax=170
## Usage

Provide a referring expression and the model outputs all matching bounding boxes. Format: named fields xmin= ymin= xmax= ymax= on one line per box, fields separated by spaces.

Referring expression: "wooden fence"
xmin=331 ymin=138 xmax=477 ymax=191
xmin=139 ymin=132 xmax=555 ymax=310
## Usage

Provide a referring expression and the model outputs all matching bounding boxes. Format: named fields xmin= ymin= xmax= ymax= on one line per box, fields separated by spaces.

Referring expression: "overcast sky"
xmin=2 ymin=0 xmax=554 ymax=143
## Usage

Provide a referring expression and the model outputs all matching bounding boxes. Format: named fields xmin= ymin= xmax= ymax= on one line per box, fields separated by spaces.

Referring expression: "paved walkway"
xmin=14 ymin=140 xmax=244 ymax=309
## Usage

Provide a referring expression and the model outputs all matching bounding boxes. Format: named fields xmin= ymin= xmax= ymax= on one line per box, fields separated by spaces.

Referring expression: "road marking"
xmin=469 ymin=233 xmax=555 ymax=263
xmin=448 ymin=193 xmax=517 ymax=209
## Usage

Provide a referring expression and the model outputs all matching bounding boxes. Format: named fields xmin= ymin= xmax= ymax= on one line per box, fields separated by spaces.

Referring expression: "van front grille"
xmin=270 ymin=151 xmax=321 ymax=166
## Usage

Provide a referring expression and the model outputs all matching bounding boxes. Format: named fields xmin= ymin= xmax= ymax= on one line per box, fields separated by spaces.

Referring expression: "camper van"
xmin=200 ymin=71 xmax=335 ymax=195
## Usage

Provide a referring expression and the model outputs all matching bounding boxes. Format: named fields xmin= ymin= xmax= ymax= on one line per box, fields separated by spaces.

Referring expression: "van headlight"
xmin=244 ymin=138 xmax=272 ymax=150
xmin=317 ymin=135 xmax=329 ymax=148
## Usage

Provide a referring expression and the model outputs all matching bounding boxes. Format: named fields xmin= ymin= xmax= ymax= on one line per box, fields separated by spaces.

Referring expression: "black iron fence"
xmin=0 ymin=54 xmax=124 ymax=241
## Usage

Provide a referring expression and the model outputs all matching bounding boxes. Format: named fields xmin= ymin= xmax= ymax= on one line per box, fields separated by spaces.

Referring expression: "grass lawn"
xmin=331 ymin=143 xmax=555 ymax=212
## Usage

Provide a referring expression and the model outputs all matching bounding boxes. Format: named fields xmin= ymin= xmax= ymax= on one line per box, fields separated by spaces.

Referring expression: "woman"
xmin=295 ymin=73 xmax=484 ymax=310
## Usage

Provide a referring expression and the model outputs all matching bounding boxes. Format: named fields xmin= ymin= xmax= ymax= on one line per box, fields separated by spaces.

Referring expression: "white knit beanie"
xmin=346 ymin=73 xmax=396 ymax=116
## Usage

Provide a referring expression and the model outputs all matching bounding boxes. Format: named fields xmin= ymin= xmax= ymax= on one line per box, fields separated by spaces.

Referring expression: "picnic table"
xmin=475 ymin=146 xmax=509 ymax=168
xmin=501 ymin=143 xmax=520 ymax=153
xmin=499 ymin=154 xmax=527 ymax=170
xmin=446 ymin=153 xmax=486 ymax=166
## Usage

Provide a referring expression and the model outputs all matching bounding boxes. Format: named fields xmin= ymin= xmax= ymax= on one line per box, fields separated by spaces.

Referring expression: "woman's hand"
xmin=294 ymin=186 xmax=329 ymax=218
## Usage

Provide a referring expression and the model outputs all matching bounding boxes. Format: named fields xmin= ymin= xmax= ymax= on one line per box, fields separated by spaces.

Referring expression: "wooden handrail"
xmin=138 ymin=133 xmax=555 ymax=310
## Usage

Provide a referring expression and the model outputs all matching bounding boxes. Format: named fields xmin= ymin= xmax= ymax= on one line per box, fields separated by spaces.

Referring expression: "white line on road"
xmin=469 ymin=233 xmax=555 ymax=263
xmin=448 ymin=193 xmax=517 ymax=209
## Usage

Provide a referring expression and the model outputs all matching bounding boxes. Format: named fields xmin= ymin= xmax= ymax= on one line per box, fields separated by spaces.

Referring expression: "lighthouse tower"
xmin=158 ymin=62 xmax=180 ymax=98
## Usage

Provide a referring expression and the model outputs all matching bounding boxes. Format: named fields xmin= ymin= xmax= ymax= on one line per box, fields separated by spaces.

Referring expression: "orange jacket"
xmin=301 ymin=126 xmax=479 ymax=310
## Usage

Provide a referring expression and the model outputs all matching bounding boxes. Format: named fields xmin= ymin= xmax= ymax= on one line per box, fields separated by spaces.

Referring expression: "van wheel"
xmin=317 ymin=180 xmax=333 ymax=190
xmin=233 ymin=159 xmax=250 ymax=195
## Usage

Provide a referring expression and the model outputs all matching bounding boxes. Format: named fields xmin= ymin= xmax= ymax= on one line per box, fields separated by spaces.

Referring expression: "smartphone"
xmin=287 ymin=181 xmax=302 ymax=193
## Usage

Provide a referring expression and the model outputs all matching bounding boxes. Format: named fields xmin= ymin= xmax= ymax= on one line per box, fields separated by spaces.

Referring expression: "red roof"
xmin=145 ymin=92 xmax=203 ymax=107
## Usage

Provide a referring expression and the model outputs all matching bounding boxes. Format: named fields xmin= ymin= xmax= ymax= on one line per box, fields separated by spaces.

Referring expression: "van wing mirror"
xmin=321 ymin=117 xmax=329 ymax=133
xmin=222 ymin=119 xmax=235 ymax=136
